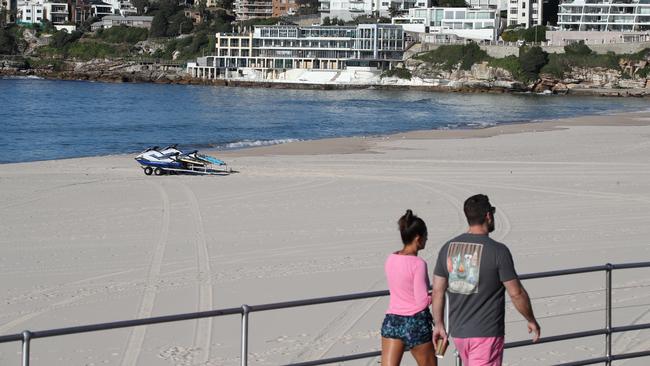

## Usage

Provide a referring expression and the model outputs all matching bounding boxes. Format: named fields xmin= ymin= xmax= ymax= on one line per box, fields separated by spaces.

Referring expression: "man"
xmin=432 ymin=194 xmax=540 ymax=366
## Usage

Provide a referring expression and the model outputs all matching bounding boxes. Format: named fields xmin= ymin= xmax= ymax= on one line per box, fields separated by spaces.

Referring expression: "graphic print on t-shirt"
xmin=447 ymin=242 xmax=483 ymax=294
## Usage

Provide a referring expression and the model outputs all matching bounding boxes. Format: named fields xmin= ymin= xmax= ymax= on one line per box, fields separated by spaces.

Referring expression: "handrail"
xmin=0 ymin=261 xmax=648 ymax=366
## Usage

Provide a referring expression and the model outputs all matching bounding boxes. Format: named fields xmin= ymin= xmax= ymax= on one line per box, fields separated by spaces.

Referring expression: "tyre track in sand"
xmin=183 ymin=184 xmax=214 ymax=365
xmin=120 ymin=181 xmax=171 ymax=366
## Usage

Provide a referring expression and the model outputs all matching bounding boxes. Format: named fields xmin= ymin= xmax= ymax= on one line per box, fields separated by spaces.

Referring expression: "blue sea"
xmin=1 ymin=77 xmax=648 ymax=164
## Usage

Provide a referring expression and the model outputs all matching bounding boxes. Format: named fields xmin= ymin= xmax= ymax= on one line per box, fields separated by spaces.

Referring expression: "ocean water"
xmin=1 ymin=77 xmax=648 ymax=164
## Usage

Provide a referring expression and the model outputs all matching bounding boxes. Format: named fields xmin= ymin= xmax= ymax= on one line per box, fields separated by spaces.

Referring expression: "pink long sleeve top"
xmin=385 ymin=253 xmax=432 ymax=316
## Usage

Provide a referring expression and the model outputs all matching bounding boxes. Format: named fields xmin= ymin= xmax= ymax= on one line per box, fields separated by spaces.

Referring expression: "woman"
xmin=381 ymin=210 xmax=436 ymax=366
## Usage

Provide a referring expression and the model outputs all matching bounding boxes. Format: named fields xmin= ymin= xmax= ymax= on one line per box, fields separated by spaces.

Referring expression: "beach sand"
xmin=1 ymin=111 xmax=650 ymax=366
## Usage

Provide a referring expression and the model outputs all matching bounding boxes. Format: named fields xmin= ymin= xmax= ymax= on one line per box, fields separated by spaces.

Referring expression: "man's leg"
xmin=381 ymin=337 xmax=405 ymax=366
xmin=464 ymin=337 xmax=505 ymax=366
xmin=410 ymin=341 xmax=437 ymax=366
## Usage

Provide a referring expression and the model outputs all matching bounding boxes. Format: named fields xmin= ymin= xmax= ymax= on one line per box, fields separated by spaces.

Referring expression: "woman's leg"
xmin=410 ymin=341 xmax=437 ymax=366
xmin=381 ymin=337 xmax=405 ymax=366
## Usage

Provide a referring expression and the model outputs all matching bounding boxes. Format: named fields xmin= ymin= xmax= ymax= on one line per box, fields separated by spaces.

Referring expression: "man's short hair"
xmin=464 ymin=194 xmax=493 ymax=226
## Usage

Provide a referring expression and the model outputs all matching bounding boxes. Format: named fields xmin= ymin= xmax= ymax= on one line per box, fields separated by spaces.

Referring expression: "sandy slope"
xmin=1 ymin=112 xmax=649 ymax=366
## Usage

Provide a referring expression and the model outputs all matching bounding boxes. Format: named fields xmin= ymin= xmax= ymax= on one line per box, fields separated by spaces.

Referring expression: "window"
xmin=521 ymin=1 xmax=525 ymax=8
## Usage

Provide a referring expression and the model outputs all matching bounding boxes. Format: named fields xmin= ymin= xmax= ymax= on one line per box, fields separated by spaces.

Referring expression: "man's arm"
xmin=503 ymin=279 xmax=541 ymax=342
xmin=431 ymin=274 xmax=448 ymax=348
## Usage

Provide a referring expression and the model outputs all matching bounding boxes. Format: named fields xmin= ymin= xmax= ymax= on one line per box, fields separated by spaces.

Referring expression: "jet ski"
xmin=135 ymin=145 xmax=231 ymax=176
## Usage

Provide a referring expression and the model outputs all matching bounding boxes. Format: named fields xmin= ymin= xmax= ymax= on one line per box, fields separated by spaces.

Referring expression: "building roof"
xmin=102 ymin=15 xmax=154 ymax=21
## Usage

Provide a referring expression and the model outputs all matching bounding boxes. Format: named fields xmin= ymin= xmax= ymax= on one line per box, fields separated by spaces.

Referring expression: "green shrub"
xmin=50 ymin=30 xmax=83 ymax=49
xmin=488 ymin=55 xmax=524 ymax=80
xmin=381 ymin=67 xmax=412 ymax=80
xmin=540 ymin=54 xmax=570 ymax=78
xmin=519 ymin=46 xmax=548 ymax=82
xmin=564 ymin=41 xmax=592 ymax=56
xmin=96 ymin=26 xmax=148 ymax=44
xmin=501 ymin=30 xmax=518 ymax=43
xmin=65 ymin=41 xmax=120 ymax=60
xmin=415 ymin=42 xmax=489 ymax=70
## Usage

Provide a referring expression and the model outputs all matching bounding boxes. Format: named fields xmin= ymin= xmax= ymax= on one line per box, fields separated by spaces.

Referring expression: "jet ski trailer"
xmin=135 ymin=145 xmax=233 ymax=176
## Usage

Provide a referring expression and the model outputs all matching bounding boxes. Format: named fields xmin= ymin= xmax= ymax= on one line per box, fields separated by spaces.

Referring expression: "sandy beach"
xmin=1 ymin=111 xmax=650 ymax=366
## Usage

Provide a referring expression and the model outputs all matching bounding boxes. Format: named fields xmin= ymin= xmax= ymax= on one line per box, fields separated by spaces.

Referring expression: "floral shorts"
xmin=381 ymin=308 xmax=433 ymax=349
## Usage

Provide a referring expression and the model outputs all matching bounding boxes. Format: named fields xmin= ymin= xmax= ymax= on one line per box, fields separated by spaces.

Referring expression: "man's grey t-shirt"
xmin=434 ymin=233 xmax=518 ymax=338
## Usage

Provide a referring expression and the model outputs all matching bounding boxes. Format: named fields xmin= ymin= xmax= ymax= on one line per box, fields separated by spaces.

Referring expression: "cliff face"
xmin=403 ymin=58 xmax=650 ymax=96
xmin=0 ymin=59 xmax=197 ymax=84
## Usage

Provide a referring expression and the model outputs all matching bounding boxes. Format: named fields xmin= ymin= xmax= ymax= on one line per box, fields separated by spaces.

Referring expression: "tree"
xmin=219 ymin=0 xmax=235 ymax=11
xmin=150 ymin=13 xmax=168 ymax=37
xmin=519 ymin=46 xmax=548 ymax=81
xmin=522 ymin=25 xmax=546 ymax=43
xmin=434 ymin=0 xmax=467 ymax=7
xmin=388 ymin=5 xmax=401 ymax=18
xmin=0 ymin=28 xmax=18 ymax=54
xmin=132 ymin=0 xmax=150 ymax=15
xmin=167 ymin=11 xmax=193 ymax=36
xmin=197 ymin=0 xmax=207 ymax=18
xmin=322 ymin=16 xmax=331 ymax=26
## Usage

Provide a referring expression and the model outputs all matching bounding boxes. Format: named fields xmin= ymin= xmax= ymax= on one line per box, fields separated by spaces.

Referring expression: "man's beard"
xmin=488 ymin=220 xmax=495 ymax=233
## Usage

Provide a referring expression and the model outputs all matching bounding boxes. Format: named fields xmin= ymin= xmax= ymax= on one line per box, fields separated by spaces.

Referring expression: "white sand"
xmin=1 ymin=112 xmax=650 ymax=366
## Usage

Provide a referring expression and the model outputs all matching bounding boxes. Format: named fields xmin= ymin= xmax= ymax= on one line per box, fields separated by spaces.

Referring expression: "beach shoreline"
xmin=3 ymin=109 xmax=650 ymax=165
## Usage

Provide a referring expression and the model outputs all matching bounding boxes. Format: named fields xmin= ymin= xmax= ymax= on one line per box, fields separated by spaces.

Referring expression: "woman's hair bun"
xmin=397 ymin=209 xmax=427 ymax=245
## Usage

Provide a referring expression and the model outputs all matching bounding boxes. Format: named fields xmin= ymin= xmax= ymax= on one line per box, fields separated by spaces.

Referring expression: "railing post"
xmin=455 ymin=349 xmax=462 ymax=366
xmin=605 ymin=263 xmax=613 ymax=366
xmin=21 ymin=330 xmax=32 ymax=366
xmin=241 ymin=304 xmax=251 ymax=366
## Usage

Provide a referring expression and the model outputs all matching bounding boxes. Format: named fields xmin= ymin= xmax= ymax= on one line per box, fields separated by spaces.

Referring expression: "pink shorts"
xmin=453 ymin=336 xmax=504 ymax=366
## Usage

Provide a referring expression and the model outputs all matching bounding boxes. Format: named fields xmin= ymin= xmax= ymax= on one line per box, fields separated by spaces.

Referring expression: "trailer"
xmin=141 ymin=164 xmax=233 ymax=176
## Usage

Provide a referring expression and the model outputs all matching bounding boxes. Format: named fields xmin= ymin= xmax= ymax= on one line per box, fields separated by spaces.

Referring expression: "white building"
xmin=17 ymin=0 xmax=43 ymax=24
xmin=507 ymin=0 xmax=543 ymax=27
xmin=91 ymin=15 xmax=153 ymax=30
xmin=393 ymin=7 xmax=499 ymax=41
xmin=235 ymin=0 xmax=272 ymax=21
xmin=468 ymin=0 xmax=507 ymax=10
xmin=319 ymin=0 xmax=430 ymax=22
xmin=558 ymin=0 xmax=650 ymax=32
xmin=17 ymin=0 xmax=68 ymax=24
xmin=188 ymin=24 xmax=406 ymax=79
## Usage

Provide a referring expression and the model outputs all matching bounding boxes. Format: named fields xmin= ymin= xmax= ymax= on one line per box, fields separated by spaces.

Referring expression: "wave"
xmin=219 ymin=138 xmax=302 ymax=150
xmin=1 ymin=75 xmax=44 ymax=80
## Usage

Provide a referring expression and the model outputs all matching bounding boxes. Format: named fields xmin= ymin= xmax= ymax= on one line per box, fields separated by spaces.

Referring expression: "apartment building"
xmin=319 ymin=0 xmax=430 ymax=22
xmin=272 ymin=0 xmax=296 ymax=16
xmin=393 ymin=7 xmax=499 ymax=41
xmin=507 ymin=0 xmax=543 ymax=27
xmin=235 ymin=0 xmax=272 ymax=20
xmin=17 ymin=0 xmax=68 ymax=24
xmin=558 ymin=0 xmax=650 ymax=32
xmin=468 ymin=0 xmax=507 ymax=9
xmin=188 ymin=24 xmax=405 ymax=78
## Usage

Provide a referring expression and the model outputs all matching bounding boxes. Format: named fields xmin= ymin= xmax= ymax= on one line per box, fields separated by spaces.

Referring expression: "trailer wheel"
xmin=154 ymin=168 xmax=164 ymax=176
xmin=144 ymin=167 xmax=153 ymax=176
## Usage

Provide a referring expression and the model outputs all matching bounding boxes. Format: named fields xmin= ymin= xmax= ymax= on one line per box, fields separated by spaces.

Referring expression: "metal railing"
xmin=0 ymin=261 xmax=649 ymax=366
